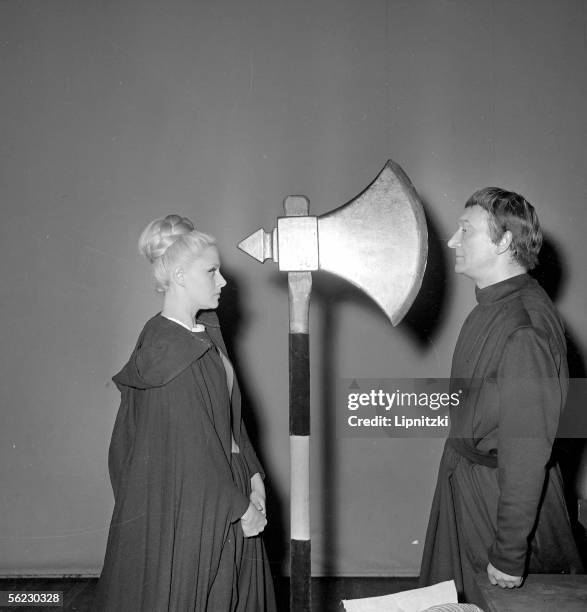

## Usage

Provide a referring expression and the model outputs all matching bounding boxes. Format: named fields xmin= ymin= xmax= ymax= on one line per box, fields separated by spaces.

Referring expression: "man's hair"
xmin=465 ymin=187 xmax=542 ymax=270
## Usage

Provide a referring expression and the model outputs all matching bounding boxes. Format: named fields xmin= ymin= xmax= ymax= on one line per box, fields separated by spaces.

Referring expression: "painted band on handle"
xmin=289 ymin=333 xmax=310 ymax=436
xmin=290 ymin=538 xmax=311 ymax=611
xmin=290 ymin=435 xmax=310 ymax=541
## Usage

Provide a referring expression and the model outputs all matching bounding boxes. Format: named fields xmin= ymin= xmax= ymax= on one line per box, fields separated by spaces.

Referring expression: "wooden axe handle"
xmin=288 ymin=270 xmax=312 ymax=612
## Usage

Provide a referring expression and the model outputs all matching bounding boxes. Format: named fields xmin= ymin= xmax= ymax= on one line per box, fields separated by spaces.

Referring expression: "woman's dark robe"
xmin=93 ymin=312 xmax=276 ymax=611
xmin=419 ymin=274 xmax=583 ymax=602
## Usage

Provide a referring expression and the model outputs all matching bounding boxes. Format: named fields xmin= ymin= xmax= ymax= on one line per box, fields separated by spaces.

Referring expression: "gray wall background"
xmin=1 ymin=0 xmax=586 ymax=577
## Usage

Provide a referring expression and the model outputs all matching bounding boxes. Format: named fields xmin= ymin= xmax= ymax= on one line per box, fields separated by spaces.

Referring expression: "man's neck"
xmin=475 ymin=265 xmax=527 ymax=289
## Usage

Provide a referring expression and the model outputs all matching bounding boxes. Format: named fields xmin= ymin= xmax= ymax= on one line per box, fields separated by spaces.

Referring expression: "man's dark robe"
xmin=419 ymin=274 xmax=583 ymax=602
xmin=92 ymin=312 xmax=276 ymax=611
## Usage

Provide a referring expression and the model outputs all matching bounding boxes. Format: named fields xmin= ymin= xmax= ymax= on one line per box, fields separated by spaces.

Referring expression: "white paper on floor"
xmin=342 ymin=580 xmax=458 ymax=612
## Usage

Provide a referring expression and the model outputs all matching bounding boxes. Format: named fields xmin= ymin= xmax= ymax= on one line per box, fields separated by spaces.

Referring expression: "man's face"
xmin=447 ymin=205 xmax=500 ymax=286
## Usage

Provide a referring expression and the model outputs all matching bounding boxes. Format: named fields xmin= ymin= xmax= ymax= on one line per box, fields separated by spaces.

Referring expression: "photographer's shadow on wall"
xmin=401 ymin=202 xmax=451 ymax=348
xmin=216 ymin=269 xmax=287 ymax=581
xmin=532 ymin=234 xmax=587 ymax=550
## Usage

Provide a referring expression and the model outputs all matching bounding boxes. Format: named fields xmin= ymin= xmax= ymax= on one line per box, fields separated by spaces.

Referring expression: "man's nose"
xmin=447 ymin=229 xmax=460 ymax=249
xmin=217 ymin=272 xmax=227 ymax=288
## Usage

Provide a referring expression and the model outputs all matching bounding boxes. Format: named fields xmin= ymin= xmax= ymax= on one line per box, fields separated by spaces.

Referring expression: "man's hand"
xmin=240 ymin=502 xmax=267 ymax=537
xmin=487 ymin=562 xmax=523 ymax=588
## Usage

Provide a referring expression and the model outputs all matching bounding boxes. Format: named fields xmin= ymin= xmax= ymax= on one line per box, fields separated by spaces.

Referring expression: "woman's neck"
xmin=161 ymin=294 xmax=198 ymax=330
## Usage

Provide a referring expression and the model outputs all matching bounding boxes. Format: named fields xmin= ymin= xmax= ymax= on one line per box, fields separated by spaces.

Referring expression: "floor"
xmin=0 ymin=576 xmax=419 ymax=611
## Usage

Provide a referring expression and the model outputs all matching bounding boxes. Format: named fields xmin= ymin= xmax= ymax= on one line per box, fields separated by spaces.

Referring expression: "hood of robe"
xmin=113 ymin=313 xmax=215 ymax=390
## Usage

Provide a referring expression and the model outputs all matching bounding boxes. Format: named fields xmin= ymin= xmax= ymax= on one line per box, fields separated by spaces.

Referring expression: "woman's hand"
xmin=250 ymin=472 xmax=266 ymax=516
xmin=240 ymin=502 xmax=267 ymax=537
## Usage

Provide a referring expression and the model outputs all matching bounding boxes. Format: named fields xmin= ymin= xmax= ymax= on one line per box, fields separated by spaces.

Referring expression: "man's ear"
xmin=496 ymin=230 xmax=513 ymax=255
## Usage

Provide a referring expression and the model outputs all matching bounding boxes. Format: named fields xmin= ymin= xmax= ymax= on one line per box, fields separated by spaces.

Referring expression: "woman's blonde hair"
xmin=138 ymin=214 xmax=216 ymax=292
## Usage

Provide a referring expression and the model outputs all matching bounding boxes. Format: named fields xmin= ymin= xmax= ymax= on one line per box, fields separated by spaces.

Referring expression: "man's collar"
xmin=475 ymin=273 xmax=532 ymax=304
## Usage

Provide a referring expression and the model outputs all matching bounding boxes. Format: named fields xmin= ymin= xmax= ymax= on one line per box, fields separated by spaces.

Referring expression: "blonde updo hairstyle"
xmin=138 ymin=214 xmax=216 ymax=293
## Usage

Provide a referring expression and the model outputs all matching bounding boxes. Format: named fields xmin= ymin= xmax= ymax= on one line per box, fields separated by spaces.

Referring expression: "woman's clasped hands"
xmin=241 ymin=472 xmax=267 ymax=537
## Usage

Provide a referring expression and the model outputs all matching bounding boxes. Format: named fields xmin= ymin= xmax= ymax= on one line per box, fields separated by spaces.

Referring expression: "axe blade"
xmin=318 ymin=160 xmax=428 ymax=325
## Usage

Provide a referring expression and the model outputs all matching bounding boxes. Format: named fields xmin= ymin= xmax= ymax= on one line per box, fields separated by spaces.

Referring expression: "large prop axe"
xmin=238 ymin=160 xmax=428 ymax=611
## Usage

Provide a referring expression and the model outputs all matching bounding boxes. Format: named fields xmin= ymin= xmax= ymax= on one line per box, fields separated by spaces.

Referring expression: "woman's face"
xmin=181 ymin=245 xmax=226 ymax=312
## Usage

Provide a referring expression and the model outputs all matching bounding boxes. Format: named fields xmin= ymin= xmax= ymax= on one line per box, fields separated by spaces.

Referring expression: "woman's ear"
xmin=171 ymin=266 xmax=185 ymax=287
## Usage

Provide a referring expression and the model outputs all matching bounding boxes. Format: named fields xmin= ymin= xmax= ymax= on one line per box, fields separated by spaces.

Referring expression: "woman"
xmin=93 ymin=215 xmax=276 ymax=611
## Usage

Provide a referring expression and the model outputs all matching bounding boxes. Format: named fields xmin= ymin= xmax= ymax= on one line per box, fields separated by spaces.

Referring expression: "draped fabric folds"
xmin=93 ymin=312 xmax=276 ymax=611
xmin=419 ymin=274 xmax=583 ymax=602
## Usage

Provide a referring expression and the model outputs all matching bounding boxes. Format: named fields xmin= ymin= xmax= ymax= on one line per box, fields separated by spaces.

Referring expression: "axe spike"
xmin=238 ymin=227 xmax=275 ymax=263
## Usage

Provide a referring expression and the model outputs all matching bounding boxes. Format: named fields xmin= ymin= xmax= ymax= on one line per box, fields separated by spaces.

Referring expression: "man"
xmin=419 ymin=187 xmax=583 ymax=602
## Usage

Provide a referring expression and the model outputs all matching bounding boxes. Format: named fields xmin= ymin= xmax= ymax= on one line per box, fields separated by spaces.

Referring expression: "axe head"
xmin=238 ymin=160 xmax=428 ymax=326
xmin=318 ymin=160 xmax=427 ymax=325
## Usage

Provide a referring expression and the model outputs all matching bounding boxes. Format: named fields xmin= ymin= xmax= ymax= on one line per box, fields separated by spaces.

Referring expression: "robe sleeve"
xmin=111 ymin=321 xmax=251 ymax=522
xmin=110 ymin=374 xmax=251 ymax=524
xmin=239 ymin=419 xmax=265 ymax=479
xmin=488 ymin=326 xmax=563 ymax=575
